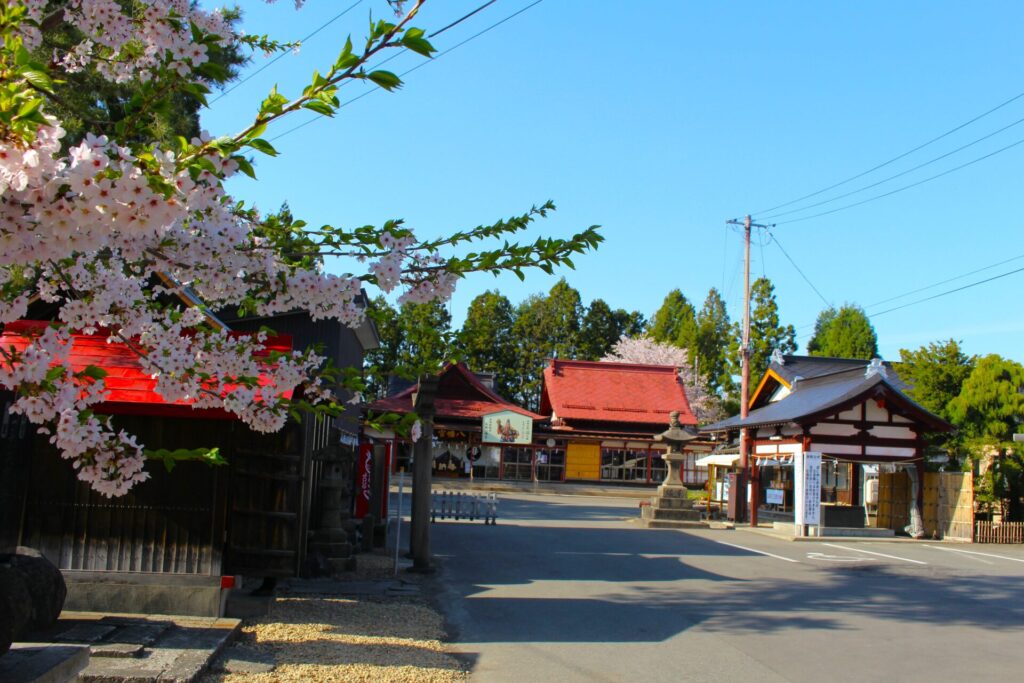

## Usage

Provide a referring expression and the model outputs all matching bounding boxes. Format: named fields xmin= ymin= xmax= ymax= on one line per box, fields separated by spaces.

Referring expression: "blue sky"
xmin=201 ymin=1 xmax=1024 ymax=363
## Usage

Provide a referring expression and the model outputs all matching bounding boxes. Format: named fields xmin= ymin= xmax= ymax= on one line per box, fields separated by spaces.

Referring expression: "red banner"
xmin=354 ymin=442 xmax=373 ymax=519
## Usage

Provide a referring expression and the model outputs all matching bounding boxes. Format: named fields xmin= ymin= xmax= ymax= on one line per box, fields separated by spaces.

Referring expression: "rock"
xmin=0 ymin=563 xmax=32 ymax=655
xmin=0 ymin=550 xmax=67 ymax=631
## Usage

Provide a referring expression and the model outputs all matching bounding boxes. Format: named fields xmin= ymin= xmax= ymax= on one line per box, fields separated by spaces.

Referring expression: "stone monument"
xmin=640 ymin=411 xmax=706 ymax=528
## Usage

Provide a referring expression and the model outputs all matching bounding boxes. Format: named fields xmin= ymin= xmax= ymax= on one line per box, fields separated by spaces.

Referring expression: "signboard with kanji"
xmin=482 ymin=410 xmax=533 ymax=445
xmin=794 ymin=450 xmax=821 ymax=527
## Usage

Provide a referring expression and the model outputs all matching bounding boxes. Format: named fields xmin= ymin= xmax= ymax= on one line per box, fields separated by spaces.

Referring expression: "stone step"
xmin=650 ymin=498 xmax=694 ymax=511
xmin=641 ymin=519 xmax=709 ymax=529
xmin=641 ymin=507 xmax=701 ymax=522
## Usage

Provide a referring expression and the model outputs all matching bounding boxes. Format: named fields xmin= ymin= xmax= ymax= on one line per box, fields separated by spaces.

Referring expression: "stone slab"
xmin=53 ymin=623 xmax=117 ymax=644
xmin=0 ymin=644 xmax=89 ymax=683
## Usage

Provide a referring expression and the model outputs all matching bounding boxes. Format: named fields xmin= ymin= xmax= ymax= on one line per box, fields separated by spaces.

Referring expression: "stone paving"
xmin=30 ymin=611 xmax=239 ymax=683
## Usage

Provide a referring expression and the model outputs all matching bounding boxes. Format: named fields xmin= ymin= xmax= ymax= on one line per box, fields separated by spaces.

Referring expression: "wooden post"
xmin=409 ymin=374 xmax=438 ymax=572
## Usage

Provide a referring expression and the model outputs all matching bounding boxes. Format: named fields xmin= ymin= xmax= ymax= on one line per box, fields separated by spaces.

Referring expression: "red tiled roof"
xmin=540 ymin=359 xmax=697 ymax=426
xmin=367 ymin=362 xmax=543 ymax=420
xmin=0 ymin=320 xmax=294 ymax=419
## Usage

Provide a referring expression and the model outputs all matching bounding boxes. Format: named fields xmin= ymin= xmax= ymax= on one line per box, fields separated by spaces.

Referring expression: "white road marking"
xmin=806 ymin=552 xmax=875 ymax=563
xmin=712 ymin=539 xmax=799 ymax=563
xmin=824 ymin=543 xmax=928 ymax=565
xmin=924 ymin=544 xmax=1024 ymax=564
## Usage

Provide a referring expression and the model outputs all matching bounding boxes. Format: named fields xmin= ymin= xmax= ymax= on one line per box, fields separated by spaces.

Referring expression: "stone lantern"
xmin=640 ymin=411 xmax=705 ymax=528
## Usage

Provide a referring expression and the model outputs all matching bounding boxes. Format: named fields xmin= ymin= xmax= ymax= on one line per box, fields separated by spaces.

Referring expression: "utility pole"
xmin=726 ymin=214 xmax=770 ymax=526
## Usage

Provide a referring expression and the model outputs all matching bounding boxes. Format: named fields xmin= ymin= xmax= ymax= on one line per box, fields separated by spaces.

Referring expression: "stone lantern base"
xmin=640 ymin=453 xmax=706 ymax=529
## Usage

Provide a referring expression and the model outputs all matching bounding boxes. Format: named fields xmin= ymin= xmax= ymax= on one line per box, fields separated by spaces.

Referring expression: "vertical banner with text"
xmin=794 ymin=450 xmax=822 ymax=527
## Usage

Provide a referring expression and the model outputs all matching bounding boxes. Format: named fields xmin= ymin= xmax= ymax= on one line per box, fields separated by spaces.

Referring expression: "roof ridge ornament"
xmin=771 ymin=348 xmax=785 ymax=366
xmin=865 ymin=357 xmax=888 ymax=379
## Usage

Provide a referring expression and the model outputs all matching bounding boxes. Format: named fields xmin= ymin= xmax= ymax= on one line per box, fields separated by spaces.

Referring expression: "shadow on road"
xmin=433 ymin=496 xmax=1024 ymax=644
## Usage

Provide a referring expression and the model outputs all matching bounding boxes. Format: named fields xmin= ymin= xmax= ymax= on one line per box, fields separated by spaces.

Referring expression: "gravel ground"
xmin=202 ymin=552 xmax=468 ymax=683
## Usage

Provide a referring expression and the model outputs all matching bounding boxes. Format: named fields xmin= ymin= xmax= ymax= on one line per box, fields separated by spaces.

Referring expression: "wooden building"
xmin=702 ymin=354 xmax=952 ymax=527
xmin=364 ymin=362 xmax=549 ymax=481
xmin=539 ymin=359 xmax=709 ymax=486
xmin=0 ymin=309 xmax=378 ymax=616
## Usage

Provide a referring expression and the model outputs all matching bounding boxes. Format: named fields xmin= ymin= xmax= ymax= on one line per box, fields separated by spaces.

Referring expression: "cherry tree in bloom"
xmin=601 ymin=335 xmax=723 ymax=424
xmin=0 ymin=0 xmax=601 ymax=496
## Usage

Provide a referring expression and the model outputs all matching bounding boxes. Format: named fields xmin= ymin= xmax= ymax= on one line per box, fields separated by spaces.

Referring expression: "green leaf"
xmin=248 ymin=138 xmax=278 ymax=157
xmin=302 ymin=99 xmax=335 ymax=116
xmin=79 ymin=365 xmax=109 ymax=381
xmin=367 ymin=70 xmax=402 ymax=91
xmin=20 ymin=70 xmax=53 ymax=93
xmin=234 ymin=156 xmax=256 ymax=179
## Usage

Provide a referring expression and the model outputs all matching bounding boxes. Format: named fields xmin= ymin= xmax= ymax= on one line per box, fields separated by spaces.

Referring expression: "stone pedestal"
xmin=641 ymin=479 xmax=705 ymax=529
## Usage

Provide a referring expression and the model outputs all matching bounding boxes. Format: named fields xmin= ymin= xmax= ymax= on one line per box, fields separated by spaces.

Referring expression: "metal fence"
xmin=432 ymin=491 xmax=497 ymax=525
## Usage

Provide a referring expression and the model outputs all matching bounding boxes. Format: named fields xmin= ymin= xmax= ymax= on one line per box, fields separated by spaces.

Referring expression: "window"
xmin=535 ymin=443 xmax=566 ymax=482
xmin=502 ymin=447 xmax=533 ymax=481
xmin=601 ymin=448 xmax=649 ymax=482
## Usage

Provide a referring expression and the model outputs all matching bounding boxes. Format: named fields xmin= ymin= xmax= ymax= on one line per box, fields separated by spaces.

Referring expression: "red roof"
xmin=0 ymin=320 xmax=294 ymax=419
xmin=368 ymin=362 xmax=543 ymax=421
xmin=540 ymin=359 xmax=697 ymax=427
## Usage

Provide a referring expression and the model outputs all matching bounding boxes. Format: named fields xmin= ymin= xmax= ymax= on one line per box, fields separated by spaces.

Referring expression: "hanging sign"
xmin=482 ymin=409 xmax=533 ymax=445
xmin=794 ymin=450 xmax=821 ymax=526
xmin=354 ymin=442 xmax=373 ymax=519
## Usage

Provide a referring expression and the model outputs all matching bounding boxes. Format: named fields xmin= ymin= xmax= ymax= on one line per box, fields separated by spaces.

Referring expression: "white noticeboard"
xmin=794 ymin=451 xmax=822 ymax=527
xmin=765 ymin=488 xmax=784 ymax=506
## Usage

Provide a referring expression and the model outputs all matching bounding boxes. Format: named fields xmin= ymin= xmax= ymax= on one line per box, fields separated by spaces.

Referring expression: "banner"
xmin=354 ymin=442 xmax=373 ymax=519
xmin=482 ymin=410 xmax=533 ymax=445
xmin=794 ymin=450 xmax=821 ymax=526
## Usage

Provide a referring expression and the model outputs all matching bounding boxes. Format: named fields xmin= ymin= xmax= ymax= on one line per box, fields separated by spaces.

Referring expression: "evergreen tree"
xmin=364 ymin=296 xmax=402 ymax=399
xmin=510 ymin=279 xmax=582 ymax=408
xmin=947 ymin=355 xmax=1024 ymax=520
xmin=363 ymin=298 xmax=452 ymax=398
xmin=458 ymin=291 xmax=517 ymax=397
xmin=396 ymin=300 xmax=452 ymax=378
xmin=578 ymin=300 xmax=646 ymax=360
xmin=807 ymin=304 xmax=878 ymax=359
xmin=695 ymin=287 xmax=733 ymax=395
xmin=649 ymin=290 xmax=698 ymax=356
xmin=898 ymin=340 xmax=975 ymax=421
xmin=733 ymin=277 xmax=796 ymax=382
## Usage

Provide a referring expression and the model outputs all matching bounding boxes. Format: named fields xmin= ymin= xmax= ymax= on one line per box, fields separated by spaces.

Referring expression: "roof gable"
xmin=541 ymin=359 xmax=697 ymax=426
xmin=367 ymin=362 xmax=542 ymax=420
xmin=704 ymin=369 xmax=950 ymax=434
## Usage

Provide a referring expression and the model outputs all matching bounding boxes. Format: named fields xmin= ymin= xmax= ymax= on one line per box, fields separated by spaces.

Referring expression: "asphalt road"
xmin=429 ymin=492 xmax=1024 ymax=683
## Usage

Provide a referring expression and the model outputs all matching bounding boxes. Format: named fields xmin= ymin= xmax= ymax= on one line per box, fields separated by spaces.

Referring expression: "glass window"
xmin=534 ymin=445 xmax=566 ymax=482
xmin=502 ymin=446 xmax=533 ymax=481
xmin=601 ymin=448 xmax=649 ymax=482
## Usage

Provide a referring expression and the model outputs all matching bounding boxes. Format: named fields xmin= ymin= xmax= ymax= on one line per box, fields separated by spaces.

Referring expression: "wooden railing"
xmin=974 ymin=520 xmax=1024 ymax=544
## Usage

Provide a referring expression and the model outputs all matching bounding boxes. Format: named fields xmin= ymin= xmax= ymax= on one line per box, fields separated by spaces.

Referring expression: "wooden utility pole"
xmin=409 ymin=374 xmax=438 ymax=572
xmin=726 ymin=214 xmax=770 ymax=526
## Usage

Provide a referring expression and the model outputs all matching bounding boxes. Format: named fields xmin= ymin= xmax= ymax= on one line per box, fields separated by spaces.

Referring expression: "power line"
xmin=210 ymin=1 xmax=365 ymax=105
xmin=870 ymin=265 xmax=1024 ymax=318
xmin=762 ymin=112 xmax=1024 ymax=221
xmin=429 ymin=0 xmax=499 ymax=37
xmin=794 ymin=250 xmax=1024 ymax=335
xmin=768 ymin=231 xmax=832 ymax=309
xmin=773 ymin=134 xmax=1024 ymax=226
xmin=865 ymin=251 xmax=1024 ymax=309
xmin=752 ymin=88 xmax=1024 ymax=216
xmin=269 ymin=0 xmax=542 ymax=143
